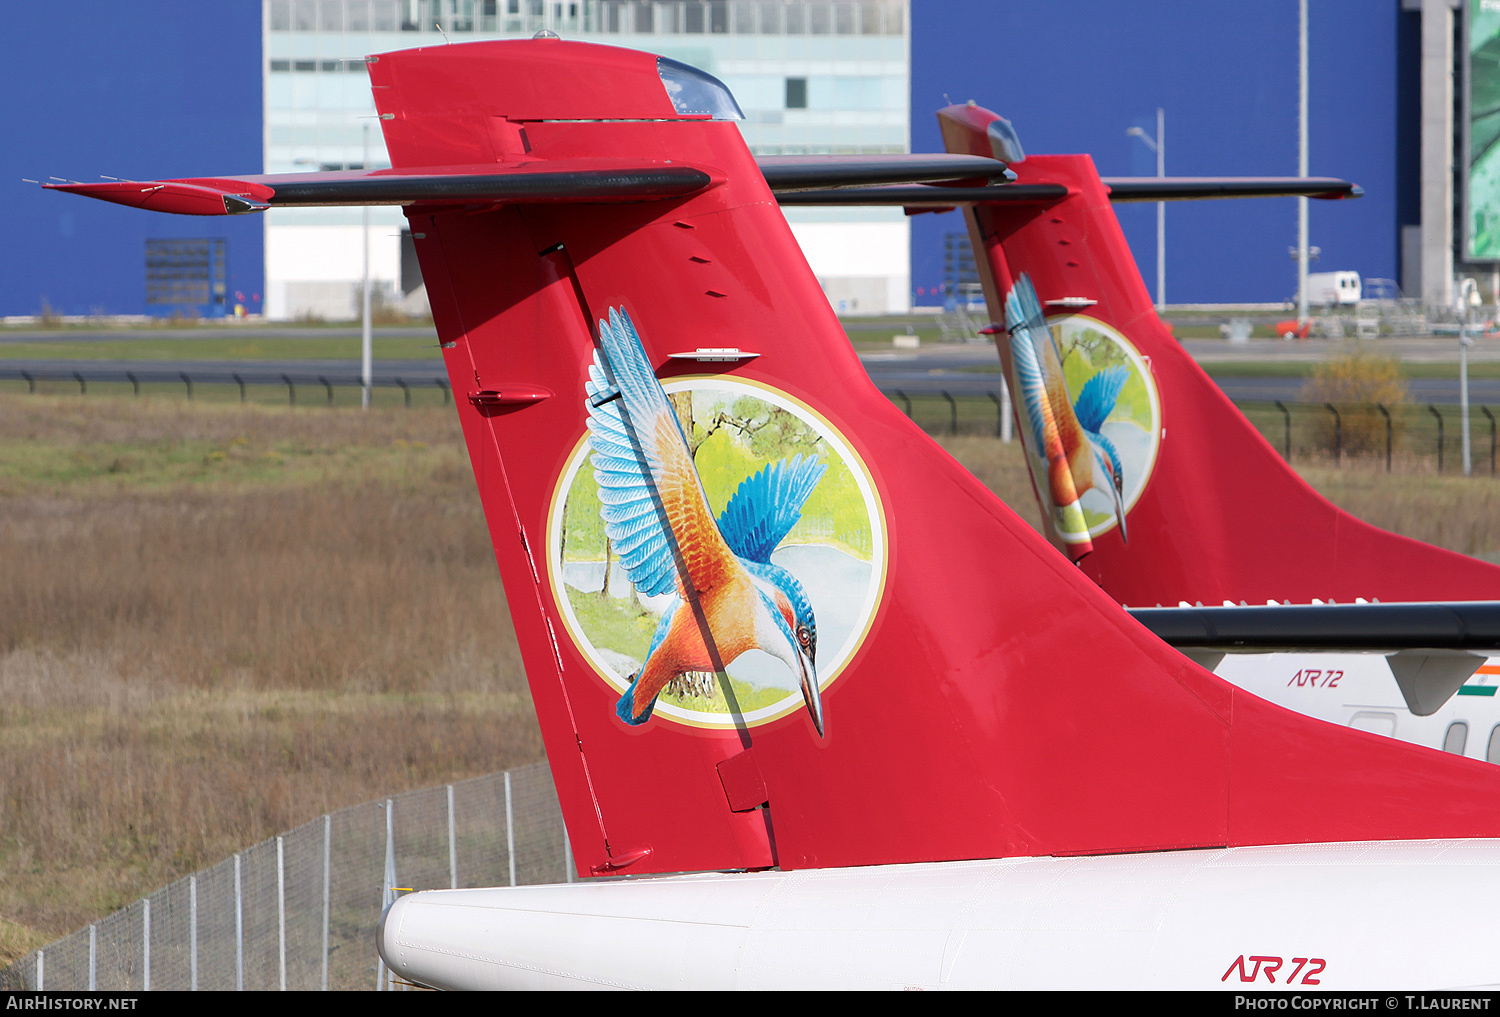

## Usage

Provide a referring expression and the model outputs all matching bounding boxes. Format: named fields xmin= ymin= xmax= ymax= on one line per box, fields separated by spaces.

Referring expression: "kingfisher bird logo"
xmin=548 ymin=307 xmax=886 ymax=735
xmin=1004 ymin=274 xmax=1162 ymax=559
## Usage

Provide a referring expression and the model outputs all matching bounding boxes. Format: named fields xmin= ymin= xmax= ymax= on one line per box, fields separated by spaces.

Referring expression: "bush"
xmin=1301 ymin=352 xmax=1408 ymax=456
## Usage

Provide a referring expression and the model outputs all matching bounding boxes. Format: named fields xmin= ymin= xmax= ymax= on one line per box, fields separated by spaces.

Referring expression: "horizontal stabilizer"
xmin=756 ymin=153 xmax=1010 ymax=190
xmin=43 ymin=160 xmax=716 ymax=214
xmin=776 ymin=177 xmax=1361 ymax=208
xmin=1129 ymin=602 xmax=1500 ymax=652
xmin=41 ymin=154 xmax=1013 ymax=217
xmin=1102 ymin=176 xmax=1362 ymax=201
xmin=778 ymin=183 xmax=1067 ymax=207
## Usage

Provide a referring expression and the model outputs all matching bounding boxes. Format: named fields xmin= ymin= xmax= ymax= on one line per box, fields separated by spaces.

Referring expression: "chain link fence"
xmin=0 ymin=763 xmax=569 ymax=991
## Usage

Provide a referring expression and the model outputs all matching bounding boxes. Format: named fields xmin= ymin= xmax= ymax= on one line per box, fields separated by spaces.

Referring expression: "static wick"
xmin=435 ymin=22 xmax=450 ymax=44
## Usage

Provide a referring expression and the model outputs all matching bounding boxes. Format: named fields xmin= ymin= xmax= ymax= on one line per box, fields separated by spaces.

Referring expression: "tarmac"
xmin=1 ymin=327 xmax=1497 ymax=404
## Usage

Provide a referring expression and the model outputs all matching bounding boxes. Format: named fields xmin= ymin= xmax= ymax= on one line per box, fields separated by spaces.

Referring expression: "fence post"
xmin=379 ymin=799 xmax=396 ymax=992
xmin=73 ymin=371 xmax=86 ymax=396
xmin=277 ymin=835 xmax=287 ymax=991
xmin=318 ymin=375 xmax=334 ymax=406
xmin=190 ymin=874 xmax=198 ymax=992
xmin=396 ymin=377 xmax=410 ymax=409
xmin=1274 ymin=400 xmax=1291 ymax=461
xmin=1324 ymin=403 xmax=1342 ymax=465
xmin=142 ymin=896 xmax=150 ymax=992
xmin=127 ymin=371 xmax=140 ymax=397
xmin=282 ymin=374 xmax=296 ymax=407
xmin=180 ymin=372 xmax=193 ymax=401
xmin=22 ymin=370 xmax=34 ymax=394
xmin=88 ymin=923 xmax=96 ymax=991
xmin=1482 ymin=406 xmax=1496 ymax=475
xmin=447 ymin=784 xmax=458 ymax=890
xmin=942 ymin=390 xmax=958 ymax=435
xmin=321 ymin=814 xmax=331 ymax=992
xmin=35 ymin=950 xmax=42 ymax=991
xmin=505 ymin=771 xmax=516 ymax=887
xmin=1428 ymin=405 xmax=1444 ymax=473
xmin=234 ymin=852 xmax=243 ymax=992
xmin=985 ymin=391 xmax=1003 ymax=438
xmin=233 ymin=373 xmax=246 ymax=403
xmin=893 ymin=389 xmax=911 ymax=417
xmin=435 ymin=378 xmax=449 ymax=405
xmin=1376 ymin=403 xmax=1392 ymax=472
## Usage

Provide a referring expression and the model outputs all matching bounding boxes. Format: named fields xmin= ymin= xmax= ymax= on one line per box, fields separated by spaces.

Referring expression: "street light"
xmin=1127 ymin=108 xmax=1165 ymax=310
xmin=1459 ymin=277 xmax=1481 ymax=477
xmin=360 ymin=123 xmax=372 ymax=410
xmin=1296 ymin=0 xmax=1310 ymax=325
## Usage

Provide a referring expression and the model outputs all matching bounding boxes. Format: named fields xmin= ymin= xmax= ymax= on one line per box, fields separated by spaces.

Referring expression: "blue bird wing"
xmin=1073 ymin=365 xmax=1129 ymax=436
xmin=586 ymin=307 xmax=740 ymax=598
xmin=1004 ymin=276 xmax=1055 ymax=454
xmin=716 ymin=453 xmax=827 ymax=564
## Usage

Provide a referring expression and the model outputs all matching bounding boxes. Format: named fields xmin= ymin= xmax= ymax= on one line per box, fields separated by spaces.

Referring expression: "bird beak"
xmin=797 ymin=649 xmax=824 ymax=738
xmin=1111 ymin=476 xmax=1129 ymax=544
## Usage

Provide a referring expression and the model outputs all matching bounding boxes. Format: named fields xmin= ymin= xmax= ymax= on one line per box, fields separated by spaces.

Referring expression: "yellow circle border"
xmin=1043 ymin=312 xmax=1163 ymax=541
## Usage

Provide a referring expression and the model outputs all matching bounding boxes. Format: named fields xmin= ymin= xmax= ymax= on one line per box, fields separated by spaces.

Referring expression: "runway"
xmin=2 ymin=332 xmax=1497 ymax=404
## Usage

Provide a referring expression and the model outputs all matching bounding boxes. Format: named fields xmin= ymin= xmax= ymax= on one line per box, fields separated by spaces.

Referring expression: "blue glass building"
xmin=0 ymin=2 xmax=1430 ymax=316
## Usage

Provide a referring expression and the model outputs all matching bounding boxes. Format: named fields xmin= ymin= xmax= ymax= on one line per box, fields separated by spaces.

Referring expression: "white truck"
xmin=1304 ymin=270 xmax=1362 ymax=306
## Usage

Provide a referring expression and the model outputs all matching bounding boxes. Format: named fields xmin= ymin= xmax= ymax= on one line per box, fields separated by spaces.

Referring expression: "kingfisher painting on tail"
xmin=584 ymin=307 xmax=826 ymax=735
xmin=1006 ymin=274 xmax=1130 ymax=554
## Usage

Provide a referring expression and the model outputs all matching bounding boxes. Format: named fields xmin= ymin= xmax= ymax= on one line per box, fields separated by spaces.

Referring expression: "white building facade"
xmin=262 ymin=0 xmax=911 ymax=319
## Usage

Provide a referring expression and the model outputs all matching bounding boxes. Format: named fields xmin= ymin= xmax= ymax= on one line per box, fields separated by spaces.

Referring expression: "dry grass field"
xmin=0 ymin=396 xmax=539 ymax=964
xmin=1 ymin=397 xmax=1497 ymax=966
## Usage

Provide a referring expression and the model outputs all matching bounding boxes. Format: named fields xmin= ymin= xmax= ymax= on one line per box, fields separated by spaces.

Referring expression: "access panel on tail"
xmin=361 ymin=39 xmax=1500 ymax=879
xmin=937 ymin=102 xmax=1500 ymax=607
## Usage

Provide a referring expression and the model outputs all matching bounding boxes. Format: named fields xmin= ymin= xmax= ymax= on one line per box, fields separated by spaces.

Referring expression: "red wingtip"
xmin=44 ymin=179 xmax=270 ymax=216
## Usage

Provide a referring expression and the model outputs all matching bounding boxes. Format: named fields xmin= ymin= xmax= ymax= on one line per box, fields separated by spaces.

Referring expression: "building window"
xmin=786 ymin=77 xmax=808 ymax=109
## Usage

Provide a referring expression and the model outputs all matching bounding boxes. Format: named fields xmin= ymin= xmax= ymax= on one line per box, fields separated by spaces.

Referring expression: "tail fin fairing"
xmin=939 ymin=102 xmax=1500 ymax=607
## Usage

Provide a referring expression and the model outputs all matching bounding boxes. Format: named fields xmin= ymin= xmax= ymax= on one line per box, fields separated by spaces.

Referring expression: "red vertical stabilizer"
xmin=939 ymin=102 xmax=1500 ymax=608
xmin=373 ymin=43 xmax=1500 ymax=878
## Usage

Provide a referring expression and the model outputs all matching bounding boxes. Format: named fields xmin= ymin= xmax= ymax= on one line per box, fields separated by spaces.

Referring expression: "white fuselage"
xmin=380 ymin=839 xmax=1500 ymax=990
xmin=1216 ymin=653 xmax=1500 ymax=762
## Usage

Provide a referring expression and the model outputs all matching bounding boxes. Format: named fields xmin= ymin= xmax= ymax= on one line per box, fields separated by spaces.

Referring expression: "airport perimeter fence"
xmin=885 ymin=388 xmax=1498 ymax=473
xmin=1 ymin=365 xmax=1494 ymax=474
xmin=0 ymin=366 xmax=451 ymax=409
xmin=0 ymin=762 xmax=571 ymax=992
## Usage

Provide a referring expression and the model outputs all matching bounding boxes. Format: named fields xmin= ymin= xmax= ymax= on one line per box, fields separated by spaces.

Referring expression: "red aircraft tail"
xmin=937 ymin=102 xmax=1500 ymax=608
xmin=373 ymin=42 xmax=1500 ymax=876
xmin=51 ymin=41 xmax=1500 ymax=878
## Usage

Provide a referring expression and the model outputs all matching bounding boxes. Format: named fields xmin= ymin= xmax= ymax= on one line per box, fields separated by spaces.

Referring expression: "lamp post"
xmin=1296 ymin=0 xmax=1310 ymax=325
xmin=1127 ymin=108 xmax=1166 ymax=310
xmin=361 ymin=123 xmax=372 ymax=410
xmin=1459 ymin=277 xmax=1481 ymax=476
